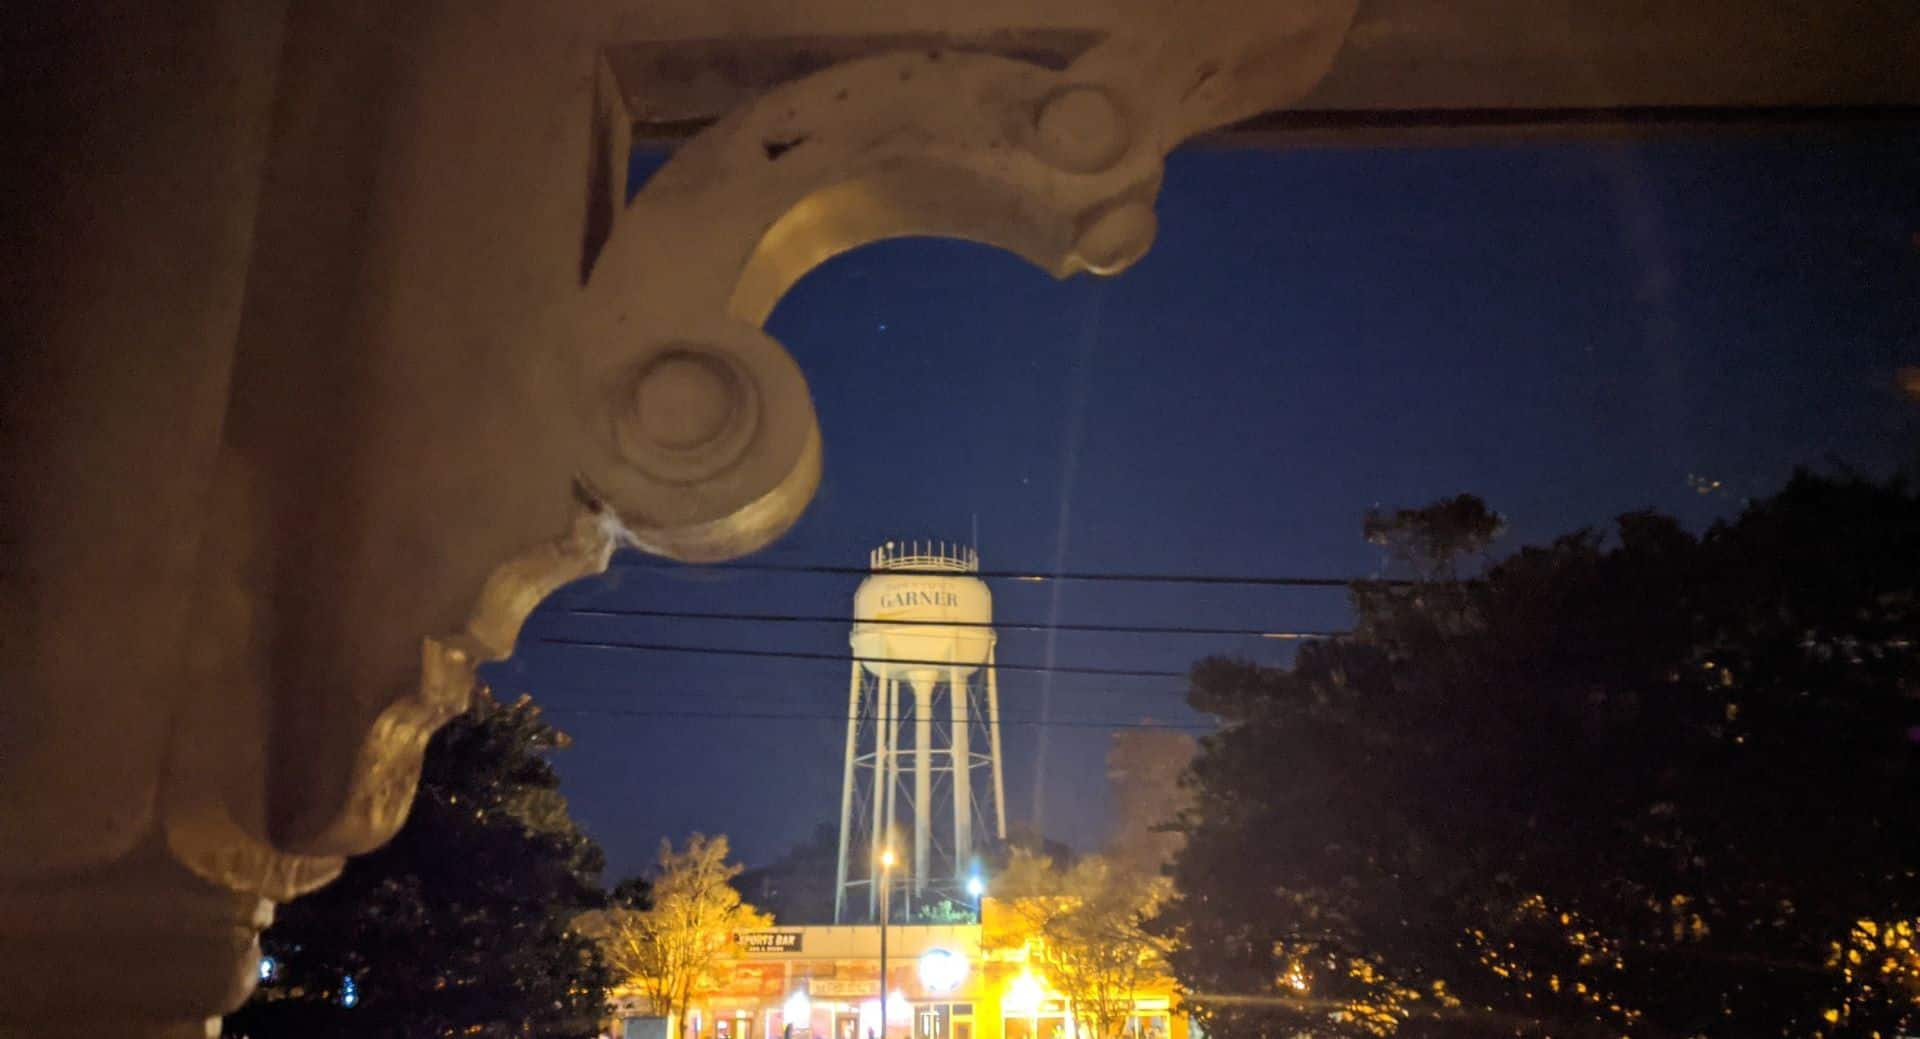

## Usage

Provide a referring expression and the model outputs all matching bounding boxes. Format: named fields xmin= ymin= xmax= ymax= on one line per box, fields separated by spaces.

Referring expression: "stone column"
xmin=1 ymin=2 xmax=290 ymax=1035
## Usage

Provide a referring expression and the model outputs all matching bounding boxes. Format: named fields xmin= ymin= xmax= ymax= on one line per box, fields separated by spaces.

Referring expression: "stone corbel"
xmin=2 ymin=3 xmax=1358 ymax=1035
xmin=202 ymin=0 xmax=1359 ymax=967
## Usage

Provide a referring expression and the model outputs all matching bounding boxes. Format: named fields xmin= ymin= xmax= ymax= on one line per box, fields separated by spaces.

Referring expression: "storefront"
xmin=684 ymin=922 xmax=980 ymax=1039
xmin=621 ymin=903 xmax=1190 ymax=1039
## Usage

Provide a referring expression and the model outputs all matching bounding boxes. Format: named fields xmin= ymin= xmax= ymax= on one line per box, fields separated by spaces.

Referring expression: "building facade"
xmin=615 ymin=904 xmax=1186 ymax=1039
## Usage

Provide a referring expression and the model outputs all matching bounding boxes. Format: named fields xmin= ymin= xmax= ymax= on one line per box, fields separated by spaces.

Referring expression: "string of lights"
xmin=561 ymin=605 xmax=1346 ymax=641
xmin=534 ymin=635 xmax=1191 ymax=678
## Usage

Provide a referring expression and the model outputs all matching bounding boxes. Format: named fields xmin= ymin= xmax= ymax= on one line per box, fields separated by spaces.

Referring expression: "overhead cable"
xmin=514 ymin=681 xmax=1192 ymax=702
xmin=537 ymin=705 xmax=1217 ymax=732
xmin=562 ymin=606 xmax=1345 ymax=641
xmin=535 ymin=636 xmax=1188 ymax=678
xmin=610 ymin=558 xmax=1415 ymax=588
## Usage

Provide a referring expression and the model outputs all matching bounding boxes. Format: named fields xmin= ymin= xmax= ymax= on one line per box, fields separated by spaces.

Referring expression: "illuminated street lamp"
xmin=965 ymin=873 xmax=985 ymax=921
xmin=1004 ymin=971 xmax=1044 ymax=1014
xmin=785 ymin=990 xmax=812 ymax=1036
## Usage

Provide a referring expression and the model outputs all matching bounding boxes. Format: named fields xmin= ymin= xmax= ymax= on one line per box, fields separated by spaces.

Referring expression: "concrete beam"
xmin=611 ymin=2 xmax=1920 ymax=145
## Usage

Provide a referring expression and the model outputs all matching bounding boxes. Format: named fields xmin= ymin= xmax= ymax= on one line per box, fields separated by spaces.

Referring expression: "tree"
xmin=734 ymin=822 xmax=839 ymax=923
xmin=225 ymin=691 xmax=612 ymax=1039
xmin=1105 ymin=728 xmax=1197 ymax=875
xmin=1161 ymin=474 xmax=1920 ymax=1039
xmin=907 ymin=898 xmax=979 ymax=924
xmin=1362 ymin=493 xmax=1505 ymax=579
xmin=610 ymin=875 xmax=655 ymax=910
xmin=578 ymin=834 xmax=771 ymax=1039
xmin=995 ymin=850 xmax=1171 ymax=1039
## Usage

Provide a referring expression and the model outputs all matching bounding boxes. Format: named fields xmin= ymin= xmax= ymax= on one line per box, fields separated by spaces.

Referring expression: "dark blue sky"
xmin=486 ymin=131 xmax=1919 ymax=882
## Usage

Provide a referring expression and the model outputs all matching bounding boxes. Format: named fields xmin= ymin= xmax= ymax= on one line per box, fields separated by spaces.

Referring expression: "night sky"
xmin=483 ymin=130 xmax=1920 ymax=883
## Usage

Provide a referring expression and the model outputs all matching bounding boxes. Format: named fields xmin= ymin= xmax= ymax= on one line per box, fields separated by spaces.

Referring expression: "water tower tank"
xmin=851 ymin=541 xmax=993 ymax=692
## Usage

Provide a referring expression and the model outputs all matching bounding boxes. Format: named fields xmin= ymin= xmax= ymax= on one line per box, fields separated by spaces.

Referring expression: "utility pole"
xmin=879 ymin=847 xmax=895 ymax=1039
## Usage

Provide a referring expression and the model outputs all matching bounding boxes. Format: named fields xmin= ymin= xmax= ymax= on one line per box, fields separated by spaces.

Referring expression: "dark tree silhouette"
xmin=733 ymin=822 xmax=839 ymax=924
xmin=1161 ymin=474 xmax=1920 ymax=1039
xmin=225 ymin=692 xmax=612 ymax=1039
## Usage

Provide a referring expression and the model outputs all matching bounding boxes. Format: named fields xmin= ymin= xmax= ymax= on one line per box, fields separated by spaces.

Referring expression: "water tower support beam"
xmin=834 ymin=659 xmax=863 ymax=922
xmin=987 ymin=648 xmax=1007 ymax=840
xmin=885 ymin=677 xmax=901 ymax=855
xmin=869 ymin=675 xmax=896 ymax=919
xmin=914 ymin=681 xmax=933 ymax=895
xmin=950 ymin=665 xmax=971 ymax=881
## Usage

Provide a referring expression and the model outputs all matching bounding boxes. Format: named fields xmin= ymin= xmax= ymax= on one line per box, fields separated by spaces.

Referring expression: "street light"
xmin=965 ymin=874 xmax=984 ymax=922
xmin=1005 ymin=971 xmax=1045 ymax=1014
xmin=784 ymin=990 xmax=812 ymax=1033
xmin=878 ymin=848 xmax=895 ymax=1039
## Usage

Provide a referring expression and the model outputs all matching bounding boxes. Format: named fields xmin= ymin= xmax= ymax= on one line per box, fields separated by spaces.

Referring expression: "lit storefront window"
xmin=856 ymin=992 xmax=912 ymax=1038
xmin=1002 ymin=1001 xmax=1067 ymax=1039
xmin=906 ymin=1002 xmax=973 ymax=1039
xmin=784 ymin=991 xmax=813 ymax=1033
xmin=715 ymin=1011 xmax=756 ymax=1039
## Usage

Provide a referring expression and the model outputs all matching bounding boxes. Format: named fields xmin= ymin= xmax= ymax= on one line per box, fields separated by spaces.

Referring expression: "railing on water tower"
xmin=869 ymin=540 xmax=979 ymax=573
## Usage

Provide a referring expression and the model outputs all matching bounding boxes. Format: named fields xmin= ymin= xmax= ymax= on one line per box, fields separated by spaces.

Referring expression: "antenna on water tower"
xmin=834 ymin=541 xmax=1006 ymax=922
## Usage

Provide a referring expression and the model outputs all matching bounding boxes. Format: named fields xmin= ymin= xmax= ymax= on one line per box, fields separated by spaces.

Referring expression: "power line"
xmin=610 ymin=558 xmax=1414 ymax=589
xmin=561 ymin=606 xmax=1346 ymax=641
xmin=536 ymin=704 xmax=1217 ymax=732
xmin=512 ymin=681 xmax=1191 ymax=702
xmin=535 ymin=636 xmax=1189 ymax=678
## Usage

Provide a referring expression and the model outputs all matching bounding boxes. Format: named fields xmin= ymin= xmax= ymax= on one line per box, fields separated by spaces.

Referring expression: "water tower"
xmin=834 ymin=541 xmax=1006 ymax=922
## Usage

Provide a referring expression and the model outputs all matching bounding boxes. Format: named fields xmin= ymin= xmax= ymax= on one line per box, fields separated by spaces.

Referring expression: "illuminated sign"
xmin=916 ymin=949 xmax=968 ymax=995
xmin=877 ymin=590 xmax=961 ymax=610
xmin=740 ymin=930 xmax=805 ymax=953
xmin=811 ymin=978 xmax=880 ymax=997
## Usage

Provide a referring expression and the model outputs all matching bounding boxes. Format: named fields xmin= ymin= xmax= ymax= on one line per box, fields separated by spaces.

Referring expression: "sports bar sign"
xmin=738 ymin=929 xmax=805 ymax=954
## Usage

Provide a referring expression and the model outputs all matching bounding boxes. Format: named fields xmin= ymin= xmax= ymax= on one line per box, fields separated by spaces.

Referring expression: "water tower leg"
xmin=835 ymin=660 xmax=863 ymax=923
xmin=869 ymin=675 xmax=895 ymax=919
xmin=950 ymin=665 xmax=971 ymax=882
xmin=986 ymin=649 xmax=1007 ymax=841
xmin=889 ymin=676 xmax=909 ymax=918
xmin=913 ymin=680 xmax=932 ymax=896
xmin=884 ymin=677 xmax=901 ymax=846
